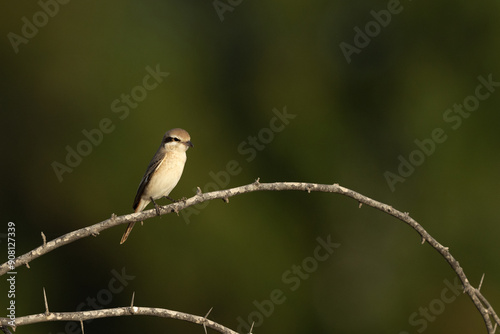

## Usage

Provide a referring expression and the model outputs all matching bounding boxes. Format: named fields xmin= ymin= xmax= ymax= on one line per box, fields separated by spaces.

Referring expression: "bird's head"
xmin=162 ymin=128 xmax=193 ymax=152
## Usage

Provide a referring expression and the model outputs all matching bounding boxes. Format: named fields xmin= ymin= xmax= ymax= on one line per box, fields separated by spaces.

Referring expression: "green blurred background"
xmin=1 ymin=1 xmax=500 ymax=333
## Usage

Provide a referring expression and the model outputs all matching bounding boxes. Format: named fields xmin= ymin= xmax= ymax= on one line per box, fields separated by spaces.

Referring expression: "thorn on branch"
xmin=222 ymin=197 xmax=229 ymax=203
xmin=479 ymin=273 xmax=485 ymax=291
xmin=80 ymin=320 xmax=84 ymax=334
xmin=26 ymin=262 xmax=30 ymax=268
xmin=43 ymin=287 xmax=49 ymax=315
xmin=128 ymin=292 xmax=139 ymax=314
xmin=202 ymin=307 xmax=213 ymax=334
xmin=204 ymin=307 xmax=213 ymax=319
xmin=249 ymin=321 xmax=255 ymax=334
xmin=358 ymin=202 xmax=362 ymax=209
xmin=196 ymin=187 xmax=203 ymax=196
xmin=41 ymin=232 xmax=47 ymax=246
xmin=130 ymin=291 xmax=135 ymax=307
xmin=421 ymin=237 xmax=426 ymax=245
xmin=254 ymin=177 xmax=260 ymax=185
xmin=111 ymin=213 xmax=117 ymax=220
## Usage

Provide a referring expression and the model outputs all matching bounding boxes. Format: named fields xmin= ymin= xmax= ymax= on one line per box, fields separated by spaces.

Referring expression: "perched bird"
xmin=120 ymin=128 xmax=193 ymax=244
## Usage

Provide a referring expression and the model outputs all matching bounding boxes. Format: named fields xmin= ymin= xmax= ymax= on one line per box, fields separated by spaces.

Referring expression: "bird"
xmin=120 ymin=128 xmax=193 ymax=244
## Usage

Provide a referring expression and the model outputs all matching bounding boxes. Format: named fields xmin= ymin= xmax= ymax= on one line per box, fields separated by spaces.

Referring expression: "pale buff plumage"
xmin=120 ymin=128 xmax=193 ymax=244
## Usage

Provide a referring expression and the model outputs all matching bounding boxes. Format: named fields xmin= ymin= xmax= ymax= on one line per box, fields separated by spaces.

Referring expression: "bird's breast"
xmin=144 ymin=152 xmax=187 ymax=200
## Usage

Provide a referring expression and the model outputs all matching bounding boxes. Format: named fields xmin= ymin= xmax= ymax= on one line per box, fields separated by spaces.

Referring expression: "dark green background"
xmin=2 ymin=1 xmax=500 ymax=333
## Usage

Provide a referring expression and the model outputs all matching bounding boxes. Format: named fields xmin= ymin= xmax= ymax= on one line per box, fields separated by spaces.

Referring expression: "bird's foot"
xmin=150 ymin=197 xmax=161 ymax=216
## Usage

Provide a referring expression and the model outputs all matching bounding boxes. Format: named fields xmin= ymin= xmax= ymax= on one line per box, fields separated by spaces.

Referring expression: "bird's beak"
xmin=186 ymin=141 xmax=194 ymax=148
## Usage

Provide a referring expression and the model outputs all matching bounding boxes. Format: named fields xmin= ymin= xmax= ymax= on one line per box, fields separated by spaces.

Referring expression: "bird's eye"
xmin=165 ymin=136 xmax=181 ymax=143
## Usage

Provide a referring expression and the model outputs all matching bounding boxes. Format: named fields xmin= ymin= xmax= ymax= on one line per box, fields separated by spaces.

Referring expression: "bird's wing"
xmin=132 ymin=151 xmax=165 ymax=210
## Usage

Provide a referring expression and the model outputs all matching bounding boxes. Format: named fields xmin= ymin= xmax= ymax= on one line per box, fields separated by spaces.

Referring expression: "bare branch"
xmin=1 ymin=182 xmax=358 ymax=274
xmin=477 ymin=289 xmax=500 ymax=327
xmin=0 ymin=181 xmax=498 ymax=332
xmin=0 ymin=326 xmax=13 ymax=334
xmin=0 ymin=307 xmax=237 ymax=334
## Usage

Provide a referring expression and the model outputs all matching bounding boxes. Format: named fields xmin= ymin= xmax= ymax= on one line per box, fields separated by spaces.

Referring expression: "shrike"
xmin=120 ymin=128 xmax=193 ymax=244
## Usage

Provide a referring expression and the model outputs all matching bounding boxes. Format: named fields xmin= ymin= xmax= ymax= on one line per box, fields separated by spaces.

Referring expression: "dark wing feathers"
xmin=132 ymin=151 xmax=165 ymax=210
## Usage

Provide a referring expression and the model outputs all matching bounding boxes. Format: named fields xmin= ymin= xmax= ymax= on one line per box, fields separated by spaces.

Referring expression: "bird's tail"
xmin=120 ymin=198 xmax=149 ymax=244
xmin=120 ymin=222 xmax=135 ymax=244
